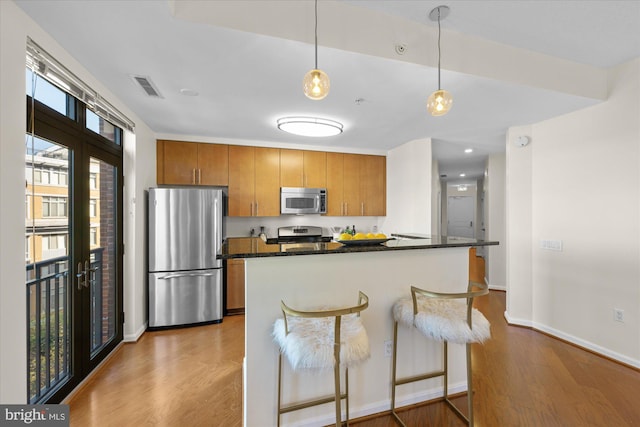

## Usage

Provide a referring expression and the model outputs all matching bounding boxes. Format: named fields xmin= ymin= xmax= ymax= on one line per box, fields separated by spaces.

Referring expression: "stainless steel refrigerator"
xmin=147 ymin=187 xmax=224 ymax=328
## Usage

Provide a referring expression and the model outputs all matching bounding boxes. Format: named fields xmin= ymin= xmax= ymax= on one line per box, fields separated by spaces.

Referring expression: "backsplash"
xmin=225 ymin=216 xmax=383 ymax=239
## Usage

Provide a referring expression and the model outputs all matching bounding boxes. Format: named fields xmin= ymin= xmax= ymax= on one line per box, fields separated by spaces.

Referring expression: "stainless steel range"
xmin=266 ymin=226 xmax=332 ymax=244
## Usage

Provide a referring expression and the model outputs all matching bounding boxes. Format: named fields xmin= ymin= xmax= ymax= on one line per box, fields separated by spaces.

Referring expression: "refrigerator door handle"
xmin=158 ymin=272 xmax=217 ymax=280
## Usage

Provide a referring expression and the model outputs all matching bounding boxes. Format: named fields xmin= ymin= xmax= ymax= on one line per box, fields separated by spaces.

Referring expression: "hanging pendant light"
xmin=427 ymin=5 xmax=453 ymax=116
xmin=303 ymin=0 xmax=330 ymax=100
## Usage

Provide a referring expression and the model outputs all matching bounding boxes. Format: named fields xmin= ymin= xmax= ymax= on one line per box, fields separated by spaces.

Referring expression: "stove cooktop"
xmin=266 ymin=225 xmax=331 ymax=244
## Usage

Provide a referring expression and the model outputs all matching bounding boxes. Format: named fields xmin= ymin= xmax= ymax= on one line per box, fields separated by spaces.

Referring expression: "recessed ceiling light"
xmin=277 ymin=117 xmax=343 ymax=137
xmin=180 ymin=88 xmax=199 ymax=96
xmin=464 ymin=148 xmax=473 ymax=153
xmin=459 ymin=173 xmax=466 ymax=177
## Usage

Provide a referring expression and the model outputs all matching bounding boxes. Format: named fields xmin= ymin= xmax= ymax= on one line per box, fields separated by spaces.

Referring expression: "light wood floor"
xmin=68 ymin=291 xmax=640 ymax=427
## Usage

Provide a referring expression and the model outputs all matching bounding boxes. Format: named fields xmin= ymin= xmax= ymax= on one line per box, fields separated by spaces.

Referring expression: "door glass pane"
xmin=25 ymin=135 xmax=71 ymax=403
xmin=89 ymin=158 xmax=117 ymax=356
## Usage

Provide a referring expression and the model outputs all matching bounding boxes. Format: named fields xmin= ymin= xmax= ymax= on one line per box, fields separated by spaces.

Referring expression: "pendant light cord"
xmin=314 ymin=0 xmax=318 ymax=69
xmin=437 ymin=7 xmax=442 ymax=90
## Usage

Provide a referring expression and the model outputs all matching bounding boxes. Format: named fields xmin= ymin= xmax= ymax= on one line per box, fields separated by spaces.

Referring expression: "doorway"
xmin=25 ymin=72 xmax=123 ymax=403
xmin=447 ymin=195 xmax=475 ymax=238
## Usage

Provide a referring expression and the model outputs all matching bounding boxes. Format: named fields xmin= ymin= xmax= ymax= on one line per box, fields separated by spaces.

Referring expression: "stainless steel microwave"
xmin=280 ymin=187 xmax=327 ymax=215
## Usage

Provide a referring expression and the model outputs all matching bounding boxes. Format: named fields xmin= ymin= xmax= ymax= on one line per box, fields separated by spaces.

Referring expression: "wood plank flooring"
xmin=67 ymin=292 xmax=640 ymax=426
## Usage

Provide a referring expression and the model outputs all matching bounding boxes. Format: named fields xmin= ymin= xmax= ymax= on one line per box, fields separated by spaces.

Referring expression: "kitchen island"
xmin=218 ymin=236 xmax=498 ymax=427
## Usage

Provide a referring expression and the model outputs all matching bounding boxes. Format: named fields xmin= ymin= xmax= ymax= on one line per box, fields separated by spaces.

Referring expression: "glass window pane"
xmin=86 ymin=110 xmax=120 ymax=145
xmin=25 ymin=68 xmax=72 ymax=118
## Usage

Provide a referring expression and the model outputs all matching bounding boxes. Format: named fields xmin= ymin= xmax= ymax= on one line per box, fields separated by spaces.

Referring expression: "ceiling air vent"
xmin=130 ymin=75 xmax=163 ymax=98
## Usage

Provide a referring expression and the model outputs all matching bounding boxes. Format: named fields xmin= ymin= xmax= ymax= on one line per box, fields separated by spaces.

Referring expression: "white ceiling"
xmin=15 ymin=0 xmax=640 ymax=181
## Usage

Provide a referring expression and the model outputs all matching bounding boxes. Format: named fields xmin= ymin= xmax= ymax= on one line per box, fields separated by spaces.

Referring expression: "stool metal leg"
xmin=334 ymin=316 xmax=342 ymax=427
xmin=391 ymin=321 xmax=407 ymax=426
xmin=277 ymin=353 xmax=283 ymax=427
xmin=345 ymin=367 xmax=350 ymax=426
xmin=467 ymin=342 xmax=474 ymax=426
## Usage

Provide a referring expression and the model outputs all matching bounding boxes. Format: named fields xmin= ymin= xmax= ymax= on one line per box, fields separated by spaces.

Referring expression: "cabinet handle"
xmin=192 ymin=169 xmax=196 ymax=184
xmin=361 ymin=202 xmax=365 ymax=216
xmin=255 ymin=201 xmax=259 ymax=216
xmin=198 ymin=169 xmax=202 ymax=184
xmin=344 ymin=202 xmax=348 ymax=216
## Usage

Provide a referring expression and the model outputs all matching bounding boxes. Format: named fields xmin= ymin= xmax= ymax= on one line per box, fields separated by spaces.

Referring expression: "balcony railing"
xmin=26 ymin=247 xmax=103 ymax=403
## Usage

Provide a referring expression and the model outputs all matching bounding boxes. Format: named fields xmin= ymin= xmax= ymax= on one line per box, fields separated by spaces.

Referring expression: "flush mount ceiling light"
xmin=303 ymin=0 xmax=330 ymax=100
xmin=277 ymin=117 xmax=343 ymax=137
xmin=426 ymin=5 xmax=453 ymax=116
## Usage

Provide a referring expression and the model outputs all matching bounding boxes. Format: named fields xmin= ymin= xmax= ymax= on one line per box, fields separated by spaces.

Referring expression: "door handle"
xmin=84 ymin=260 xmax=91 ymax=288
xmin=76 ymin=262 xmax=85 ymax=290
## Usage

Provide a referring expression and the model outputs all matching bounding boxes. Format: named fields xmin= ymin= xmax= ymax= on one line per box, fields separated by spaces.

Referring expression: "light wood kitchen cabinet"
xmin=360 ymin=154 xmax=386 ymax=215
xmin=156 ymin=140 xmax=228 ymax=186
xmin=326 ymin=153 xmax=386 ymax=216
xmin=225 ymin=258 xmax=245 ymax=314
xmin=326 ymin=152 xmax=345 ymax=216
xmin=228 ymin=145 xmax=280 ymax=216
xmin=280 ymin=149 xmax=326 ymax=188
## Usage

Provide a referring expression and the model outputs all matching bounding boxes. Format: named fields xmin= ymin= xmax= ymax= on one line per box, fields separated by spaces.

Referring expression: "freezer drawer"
xmin=148 ymin=269 xmax=222 ymax=328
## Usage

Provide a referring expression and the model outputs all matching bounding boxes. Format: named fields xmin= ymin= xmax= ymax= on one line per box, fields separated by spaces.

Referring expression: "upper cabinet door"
xmin=303 ymin=150 xmax=327 ymax=188
xmin=342 ymin=154 xmax=362 ymax=216
xmin=159 ymin=140 xmax=198 ymax=185
xmin=326 ymin=152 xmax=344 ymax=216
xmin=280 ymin=149 xmax=303 ymax=187
xmin=255 ymin=147 xmax=281 ymax=216
xmin=361 ymin=155 xmax=386 ymax=216
xmin=198 ymin=143 xmax=229 ymax=186
xmin=228 ymin=145 xmax=255 ymax=217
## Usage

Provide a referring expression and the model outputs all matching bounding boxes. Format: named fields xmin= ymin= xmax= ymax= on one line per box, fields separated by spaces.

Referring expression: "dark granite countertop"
xmin=218 ymin=235 xmax=498 ymax=260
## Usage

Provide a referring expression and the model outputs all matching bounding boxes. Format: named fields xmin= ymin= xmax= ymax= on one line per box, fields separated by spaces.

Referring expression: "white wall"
xmin=505 ymin=58 xmax=640 ymax=366
xmin=0 ymin=1 xmax=154 ymax=402
xmin=381 ymin=138 xmax=432 ymax=235
xmin=485 ymin=153 xmax=506 ymax=289
xmin=431 ymin=159 xmax=441 ymax=235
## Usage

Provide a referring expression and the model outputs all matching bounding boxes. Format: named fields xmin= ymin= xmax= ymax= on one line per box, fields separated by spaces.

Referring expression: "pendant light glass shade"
xmin=427 ymin=89 xmax=453 ymax=116
xmin=427 ymin=5 xmax=452 ymax=117
xmin=303 ymin=0 xmax=330 ymax=100
xmin=303 ymin=68 xmax=330 ymax=100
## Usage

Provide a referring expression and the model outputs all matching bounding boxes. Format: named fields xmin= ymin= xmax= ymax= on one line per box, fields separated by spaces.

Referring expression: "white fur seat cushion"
xmin=393 ymin=297 xmax=490 ymax=344
xmin=273 ymin=314 xmax=370 ymax=372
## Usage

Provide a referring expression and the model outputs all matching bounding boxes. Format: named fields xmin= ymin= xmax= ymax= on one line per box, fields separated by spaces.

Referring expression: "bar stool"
xmin=391 ymin=281 xmax=490 ymax=426
xmin=273 ymin=291 xmax=370 ymax=427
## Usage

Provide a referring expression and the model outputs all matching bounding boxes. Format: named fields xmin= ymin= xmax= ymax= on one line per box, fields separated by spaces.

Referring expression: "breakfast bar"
xmin=218 ymin=236 xmax=498 ymax=427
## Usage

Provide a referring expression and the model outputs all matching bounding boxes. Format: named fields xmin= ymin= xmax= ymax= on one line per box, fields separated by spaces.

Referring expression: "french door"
xmin=26 ymin=89 xmax=123 ymax=403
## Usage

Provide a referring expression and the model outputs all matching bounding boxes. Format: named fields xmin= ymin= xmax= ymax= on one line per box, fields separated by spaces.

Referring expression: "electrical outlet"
xmin=384 ymin=340 xmax=393 ymax=358
xmin=614 ymin=308 xmax=624 ymax=322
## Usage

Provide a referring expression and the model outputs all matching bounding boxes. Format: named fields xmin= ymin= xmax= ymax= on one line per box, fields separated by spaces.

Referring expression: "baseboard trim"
xmin=503 ymin=310 xmax=533 ymax=327
xmin=503 ymin=311 xmax=639 ymax=370
xmin=531 ymin=322 xmax=640 ymax=370
xmin=123 ymin=322 xmax=147 ymax=342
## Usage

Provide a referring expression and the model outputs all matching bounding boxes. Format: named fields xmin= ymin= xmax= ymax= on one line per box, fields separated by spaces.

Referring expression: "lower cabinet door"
xmin=148 ymin=269 xmax=222 ymax=327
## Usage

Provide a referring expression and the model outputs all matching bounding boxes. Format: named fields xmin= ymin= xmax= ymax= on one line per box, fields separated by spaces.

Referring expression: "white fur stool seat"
xmin=393 ymin=297 xmax=490 ymax=344
xmin=273 ymin=313 xmax=370 ymax=371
